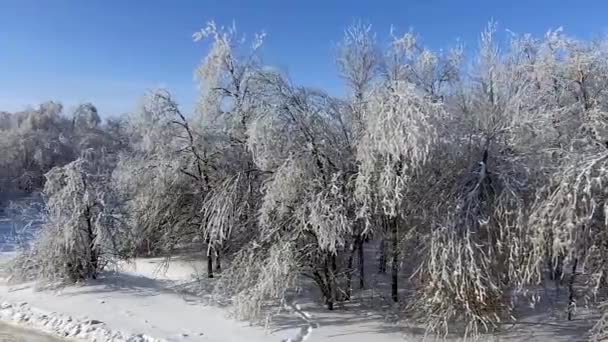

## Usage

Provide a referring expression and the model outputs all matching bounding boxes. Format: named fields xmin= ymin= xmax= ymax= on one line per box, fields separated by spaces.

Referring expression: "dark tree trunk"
xmin=207 ymin=255 xmax=214 ymax=278
xmin=391 ymin=217 xmax=399 ymax=303
xmin=84 ymin=206 xmax=98 ymax=279
xmin=358 ymin=236 xmax=365 ymax=289
xmin=345 ymin=239 xmax=356 ymax=300
xmin=324 ymin=255 xmax=334 ymax=310
xmin=547 ymin=231 xmax=554 ymax=281
xmin=90 ymin=248 xmax=98 ymax=280
xmin=331 ymin=253 xmax=339 ymax=302
xmin=600 ymin=270 xmax=608 ymax=293
xmin=379 ymin=239 xmax=387 ymax=274
xmin=215 ymin=250 xmax=221 ymax=272
xmin=568 ymin=258 xmax=578 ymax=321
xmin=555 ymin=253 xmax=564 ymax=285
xmin=206 ymin=237 xmax=214 ymax=278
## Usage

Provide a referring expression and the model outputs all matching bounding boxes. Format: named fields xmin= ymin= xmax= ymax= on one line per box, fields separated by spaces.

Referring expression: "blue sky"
xmin=1 ymin=0 xmax=607 ymax=117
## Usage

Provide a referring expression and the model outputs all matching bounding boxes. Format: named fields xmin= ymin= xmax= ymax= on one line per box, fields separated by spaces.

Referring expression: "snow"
xmin=0 ymin=301 xmax=159 ymax=341
xmin=0 ymin=256 xmax=598 ymax=342
xmin=0 ymin=257 xmax=281 ymax=341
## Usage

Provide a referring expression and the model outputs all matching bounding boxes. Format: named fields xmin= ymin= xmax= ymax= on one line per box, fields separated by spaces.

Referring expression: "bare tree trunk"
xmin=568 ymin=258 xmax=578 ymax=321
xmin=358 ymin=236 xmax=365 ymax=289
xmin=84 ymin=205 xmax=98 ymax=280
xmin=555 ymin=253 xmax=564 ymax=285
xmin=379 ymin=239 xmax=387 ymax=274
xmin=215 ymin=250 xmax=221 ymax=272
xmin=90 ymin=247 xmax=98 ymax=280
xmin=206 ymin=237 xmax=214 ymax=279
xmin=547 ymin=230 xmax=554 ymax=281
xmin=207 ymin=256 xmax=214 ymax=278
xmin=331 ymin=253 xmax=339 ymax=302
xmin=391 ymin=217 xmax=399 ymax=303
xmin=324 ymin=255 xmax=334 ymax=310
xmin=345 ymin=239 xmax=356 ymax=300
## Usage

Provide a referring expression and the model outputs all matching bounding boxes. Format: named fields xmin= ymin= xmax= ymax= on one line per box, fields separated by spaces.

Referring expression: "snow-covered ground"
xmin=0 ymin=256 xmax=407 ymax=342
xmin=0 ymin=257 xmax=279 ymax=342
xmin=0 ymin=255 xmax=598 ymax=342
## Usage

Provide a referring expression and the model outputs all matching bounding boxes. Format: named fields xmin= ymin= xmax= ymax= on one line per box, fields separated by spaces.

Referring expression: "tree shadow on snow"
xmin=53 ymin=270 xmax=231 ymax=310
xmin=56 ymin=272 xmax=174 ymax=298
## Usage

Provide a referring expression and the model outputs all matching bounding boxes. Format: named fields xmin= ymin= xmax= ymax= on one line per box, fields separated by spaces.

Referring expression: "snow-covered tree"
xmin=9 ymin=149 xmax=129 ymax=283
xmin=73 ymin=103 xmax=101 ymax=131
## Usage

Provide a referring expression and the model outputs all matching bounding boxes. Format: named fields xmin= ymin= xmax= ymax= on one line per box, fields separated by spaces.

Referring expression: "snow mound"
xmin=0 ymin=300 xmax=163 ymax=342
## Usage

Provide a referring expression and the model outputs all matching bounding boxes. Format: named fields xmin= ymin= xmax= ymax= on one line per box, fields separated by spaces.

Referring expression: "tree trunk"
xmin=331 ymin=254 xmax=338 ymax=302
xmin=391 ymin=217 xmax=399 ymax=303
xmin=90 ymin=248 xmax=98 ymax=280
xmin=345 ymin=239 xmax=356 ymax=300
xmin=207 ymin=255 xmax=214 ymax=278
xmin=568 ymin=258 xmax=578 ymax=321
xmin=547 ymin=231 xmax=554 ymax=281
xmin=84 ymin=206 xmax=98 ymax=279
xmin=324 ymin=255 xmax=334 ymax=310
xmin=600 ymin=270 xmax=608 ymax=294
xmin=555 ymin=253 xmax=564 ymax=285
xmin=358 ymin=236 xmax=365 ymax=289
xmin=379 ymin=239 xmax=387 ymax=274
xmin=206 ymin=237 xmax=214 ymax=278
xmin=215 ymin=250 xmax=221 ymax=272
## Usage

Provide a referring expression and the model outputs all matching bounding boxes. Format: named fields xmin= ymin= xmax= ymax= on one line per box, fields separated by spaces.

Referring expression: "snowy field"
xmin=0 ymin=256 xmax=599 ymax=342
xmin=0 ymin=195 xmax=599 ymax=342
xmin=0 ymin=257 xmax=402 ymax=342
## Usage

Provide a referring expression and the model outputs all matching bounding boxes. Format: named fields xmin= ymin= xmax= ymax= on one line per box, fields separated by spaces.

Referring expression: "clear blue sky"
xmin=1 ymin=0 xmax=607 ymax=117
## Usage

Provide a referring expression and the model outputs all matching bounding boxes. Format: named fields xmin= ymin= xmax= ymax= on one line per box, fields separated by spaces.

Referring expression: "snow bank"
xmin=0 ymin=300 xmax=160 ymax=341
